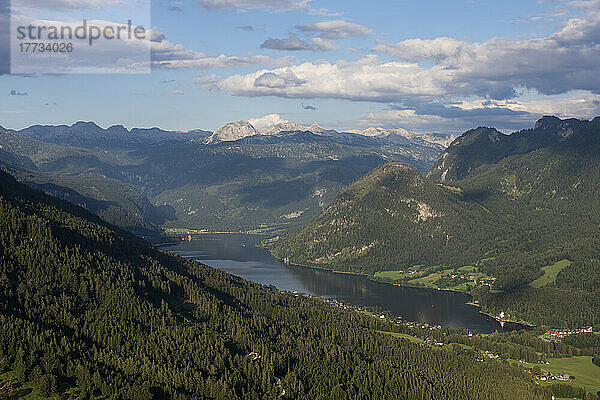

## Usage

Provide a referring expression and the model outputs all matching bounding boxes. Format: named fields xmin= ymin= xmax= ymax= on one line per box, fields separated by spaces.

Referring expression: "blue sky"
xmin=1 ymin=0 xmax=600 ymax=134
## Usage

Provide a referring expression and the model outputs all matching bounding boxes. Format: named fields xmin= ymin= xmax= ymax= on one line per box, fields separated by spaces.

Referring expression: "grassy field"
xmin=543 ymin=357 xmax=600 ymax=394
xmin=376 ymin=331 xmax=424 ymax=344
xmin=374 ymin=264 xmax=492 ymax=293
xmin=373 ymin=269 xmax=409 ymax=281
xmin=530 ymin=259 xmax=572 ymax=288
xmin=373 ymin=265 xmax=429 ymax=281
xmin=415 ymin=272 xmax=443 ymax=283
xmin=510 ymin=356 xmax=600 ymax=394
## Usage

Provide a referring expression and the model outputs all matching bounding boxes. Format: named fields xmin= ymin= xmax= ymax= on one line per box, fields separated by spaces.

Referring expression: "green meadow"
xmin=374 ymin=265 xmax=491 ymax=293
xmin=376 ymin=331 xmax=424 ymax=344
xmin=510 ymin=356 xmax=600 ymax=395
xmin=530 ymin=259 xmax=572 ymax=288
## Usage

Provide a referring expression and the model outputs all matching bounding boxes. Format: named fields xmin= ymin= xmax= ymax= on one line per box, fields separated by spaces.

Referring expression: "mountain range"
xmin=18 ymin=121 xmax=212 ymax=148
xmin=273 ymin=116 xmax=600 ymax=328
xmin=205 ymin=119 xmax=452 ymax=148
xmin=0 ymin=119 xmax=448 ymax=235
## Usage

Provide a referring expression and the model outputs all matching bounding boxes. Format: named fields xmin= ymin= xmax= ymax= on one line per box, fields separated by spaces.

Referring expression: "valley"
xmin=4 ymin=116 xmax=599 ymax=333
xmin=0 ymin=169 xmax=555 ymax=399
xmin=2 ymin=116 xmax=600 ymax=399
xmin=0 ymin=121 xmax=447 ymax=236
xmin=162 ymin=234 xmax=520 ymax=333
xmin=5 ymin=0 xmax=600 ymax=396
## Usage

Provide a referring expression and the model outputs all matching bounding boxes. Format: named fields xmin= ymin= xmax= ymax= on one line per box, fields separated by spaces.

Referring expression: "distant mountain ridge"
xmin=347 ymin=127 xmax=455 ymax=148
xmin=204 ymin=118 xmax=452 ymax=149
xmin=428 ymin=116 xmax=600 ymax=182
xmin=12 ymin=119 xmax=452 ymax=151
xmin=15 ymin=121 xmax=211 ymax=149
xmin=0 ymin=119 xmax=447 ymax=234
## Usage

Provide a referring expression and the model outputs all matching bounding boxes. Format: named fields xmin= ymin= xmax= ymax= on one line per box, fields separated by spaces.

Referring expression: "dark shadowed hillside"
xmin=0 ymin=169 xmax=547 ymax=399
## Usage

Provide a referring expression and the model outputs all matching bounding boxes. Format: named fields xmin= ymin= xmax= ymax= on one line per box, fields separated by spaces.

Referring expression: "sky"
xmin=1 ymin=0 xmax=600 ymax=134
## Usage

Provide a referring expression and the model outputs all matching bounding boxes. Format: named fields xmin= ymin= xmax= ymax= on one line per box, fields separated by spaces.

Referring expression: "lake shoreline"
xmin=467 ymin=302 xmax=537 ymax=328
xmin=162 ymin=233 xmax=530 ymax=333
xmin=269 ymin=251 xmax=535 ymax=329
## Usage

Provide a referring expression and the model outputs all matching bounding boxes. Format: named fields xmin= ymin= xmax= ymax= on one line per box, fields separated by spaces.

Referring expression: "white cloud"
xmin=373 ymin=37 xmax=463 ymax=62
xmin=260 ymin=20 xmax=370 ymax=52
xmin=198 ymin=0 xmax=311 ymax=11
xmin=10 ymin=0 xmax=151 ymax=73
xmin=498 ymin=93 xmax=600 ymax=117
xmin=253 ymin=70 xmax=307 ymax=88
xmin=568 ymin=0 xmax=600 ymax=9
xmin=248 ymin=114 xmax=290 ymax=131
xmin=7 ymin=17 xmax=286 ymax=73
xmin=551 ymin=11 xmax=600 ymax=44
xmin=192 ymin=73 xmax=220 ymax=89
xmin=296 ymin=20 xmax=372 ymax=39
xmin=260 ymin=35 xmax=337 ymax=51
xmin=220 ymin=55 xmax=449 ymax=100
xmin=310 ymin=37 xmax=337 ymax=51
xmin=10 ymin=16 xmax=152 ymax=74
xmin=350 ymin=94 xmax=600 ymax=134
xmin=220 ymin=12 xmax=600 ymax=105
xmin=152 ymin=30 xmax=293 ymax=69
xmin=373 ymin=13 xmax=600 ymax=97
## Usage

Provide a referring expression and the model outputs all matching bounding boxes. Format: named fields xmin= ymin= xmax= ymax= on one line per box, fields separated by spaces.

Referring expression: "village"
xmin=530 ymin=368 xmax=574 ymax=383
xmin=545 ymin=327 xmax=593 ymax=337
xmin=375 ymin=265 xmax=498 ymax=293
xmin=312 ymin=293 xmax=598 ymax=394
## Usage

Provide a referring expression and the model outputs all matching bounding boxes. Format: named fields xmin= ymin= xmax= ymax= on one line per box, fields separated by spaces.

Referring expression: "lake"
xmin=163 ymin=234 xmax=525 ymax=333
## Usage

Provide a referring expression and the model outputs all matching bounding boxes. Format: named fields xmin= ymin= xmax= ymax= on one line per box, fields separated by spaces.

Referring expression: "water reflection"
xmin=163 ymin=234 xmax=525 ymax=334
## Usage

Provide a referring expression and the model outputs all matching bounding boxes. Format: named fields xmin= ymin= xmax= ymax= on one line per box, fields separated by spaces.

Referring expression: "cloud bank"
xmin=261 ymin=20 xmax=372 ymax=52
xmin=218 ymin=11 xmax=600 ymax=131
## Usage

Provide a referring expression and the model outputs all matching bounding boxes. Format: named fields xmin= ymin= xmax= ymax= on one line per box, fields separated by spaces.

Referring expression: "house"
xmin=545 ymin=327 xmax=593 ymax=336
xmin=557 ymin=373 xmax=570 ymax=381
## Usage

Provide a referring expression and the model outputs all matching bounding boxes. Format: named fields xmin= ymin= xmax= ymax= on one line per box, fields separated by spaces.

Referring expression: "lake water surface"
xmin=163 ymin=234 xmax=524 ymax=334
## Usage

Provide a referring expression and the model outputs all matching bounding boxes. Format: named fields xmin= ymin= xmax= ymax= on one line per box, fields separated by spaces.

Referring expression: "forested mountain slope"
xmin=274 ymin=117 xmax=600 ymax=328
xmin=427 ymin=116 xmax=598 ymax=182
xmin=0 ymin=170 xmax=546 ymax=399
xmin=272 ymin=163 xmax=496 ymax=271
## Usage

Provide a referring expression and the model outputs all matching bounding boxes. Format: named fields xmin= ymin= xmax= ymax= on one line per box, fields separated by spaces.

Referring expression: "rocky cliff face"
xmin=205 ymin=121 xmax=259 ymax=144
